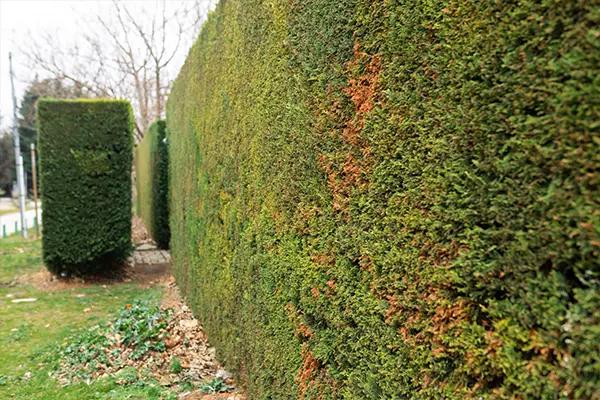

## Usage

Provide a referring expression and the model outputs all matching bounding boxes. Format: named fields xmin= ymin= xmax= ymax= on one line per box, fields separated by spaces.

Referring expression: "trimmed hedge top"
xmin=167 ymin=1 xmax=599 ymax=399
xmin=135 ymin=120 xmax=170 ymax=249
xmin=38 ymin=99 xmax=133 ymax=274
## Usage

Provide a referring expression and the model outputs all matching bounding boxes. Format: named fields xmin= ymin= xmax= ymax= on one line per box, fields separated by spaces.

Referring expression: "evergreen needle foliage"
xmin=167 ymin=1 xmax=599 ymax=398
xmin=135 ymin=120 xmax=170 ymax=249
xmin=37 ymin=99 xmax=134 ymax=275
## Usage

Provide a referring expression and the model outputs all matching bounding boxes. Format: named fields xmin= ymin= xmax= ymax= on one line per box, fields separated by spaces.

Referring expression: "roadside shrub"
xmin=167 ymin=1 xmax=599 ymax=399
xmin=135 ymin=120 xmax=170 ymax=249
xmin=37 ymin=99 xmax=133 ymax=274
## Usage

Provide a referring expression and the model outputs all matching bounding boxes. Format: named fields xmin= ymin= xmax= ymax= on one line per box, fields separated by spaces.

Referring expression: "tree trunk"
xmin=155 ymin=63 xmax=161 ymax=119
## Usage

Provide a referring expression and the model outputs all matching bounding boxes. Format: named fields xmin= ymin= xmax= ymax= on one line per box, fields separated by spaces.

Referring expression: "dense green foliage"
xmin=167 ymin=1 xmax=600 ymax=399
xmin=38 ymin=99 xmax=133 ymax=274
xmin=0 ymin=132 xmax=14 ymax=195
xmin=135 ymin=120 xmax=170 ymax=249
xmin=19 ymin=79 xmax=89 ymax=194
xmin=0 ymin=79 xmax=89 ymax=195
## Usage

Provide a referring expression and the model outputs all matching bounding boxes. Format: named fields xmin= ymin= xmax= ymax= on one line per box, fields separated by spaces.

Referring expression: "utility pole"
xmin=9 ymin=52 xmax=27 ymax=238
xmin=31 ymin=143 xmax=39 ymax=237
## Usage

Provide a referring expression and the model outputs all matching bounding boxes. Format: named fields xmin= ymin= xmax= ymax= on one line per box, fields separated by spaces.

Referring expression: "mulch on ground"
xmin=53 ymin=277 xmax=244 ymax=399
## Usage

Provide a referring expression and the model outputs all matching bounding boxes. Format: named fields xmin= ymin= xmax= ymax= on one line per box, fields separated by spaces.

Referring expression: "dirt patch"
xmin=16 ymin=226 xmax=171 ymax=291
xmin=163 ymin=280 xmax=245 ymax=399
xmin=179 ymin=393 xmax=244 ymax=400
xmin=11 ymin=217 xmax=168 ymax=291
xmin=162 ymin=276 xmax=183 ymax=309
xmin=14 ymin=269 xmax=92 ymax=291
xmin=132 ymin=215 xmax=152 ymax=244
xmin=16 ymin=255 xmax=171 ymax=291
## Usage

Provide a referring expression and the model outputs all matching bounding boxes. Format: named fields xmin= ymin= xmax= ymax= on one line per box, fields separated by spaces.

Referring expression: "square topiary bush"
xmin=135 ymin=120 xmax=170 ymax=249
xmin=37 ymin=99 xmax=134 ymax=275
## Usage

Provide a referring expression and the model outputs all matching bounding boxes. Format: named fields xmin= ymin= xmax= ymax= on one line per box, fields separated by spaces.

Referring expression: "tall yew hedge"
xmin=167 ymin=1 xmax=599 ymax=398
xmin=135 ymin=120 xmax=170 ymax=249
xmin=38 ymin=99 xmax=133 ymax=274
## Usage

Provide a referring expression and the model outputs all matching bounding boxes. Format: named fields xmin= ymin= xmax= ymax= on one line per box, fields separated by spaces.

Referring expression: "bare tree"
xmin=21 ymin=0 xmax=213 ymax=140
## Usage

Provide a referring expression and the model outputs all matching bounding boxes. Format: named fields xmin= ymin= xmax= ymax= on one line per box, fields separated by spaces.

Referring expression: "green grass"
xmin=0 ymin=233 xmax=42 ymax=283
xmin=0 ymin=235 xmax=175 ymax=399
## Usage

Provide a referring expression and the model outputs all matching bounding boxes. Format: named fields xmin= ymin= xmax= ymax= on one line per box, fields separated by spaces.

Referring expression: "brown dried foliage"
xmin=318 ymin=43 xmax=382 ymax=213
xmin=286 ymin=303 xmax=314 ymax=339
xmin=296 ymin=344 xmax=319 ymax=400
xmin=344 ymin=43 xmax=382 ymax=120
xmin=310 ymin=253 xmax=336 ymax=266
xmin=429 ymin=299 xmax=470 ymax=336
xmin=297 ymin=323 xmax=314 ymax=339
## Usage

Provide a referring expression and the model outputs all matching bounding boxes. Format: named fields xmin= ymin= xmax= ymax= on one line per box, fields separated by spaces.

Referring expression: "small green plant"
xmin=178 ymin=379 xmax=195 ymax=392
xmin=8 ymin=324 xmax=29 ymax=341
xmin=114 ymin=367 xmax=140 ymax=386
xmin=200 ymin=378 xmax=233 ymax=394
xmin=112 ymin=301 xmax=168 ymax=359
xmin=58 ymin=325 xmax=112 ymax=382
xmin=108 ymin=368 xmax=177 ymax=399
xmin=56 ymin=300 xmax=169 ymax=383
xmin=170 ymin=357 xmax=182 ymax=374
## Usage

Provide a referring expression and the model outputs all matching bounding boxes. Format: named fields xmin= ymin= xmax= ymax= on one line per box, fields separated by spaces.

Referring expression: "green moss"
xmin=135 ymin=120 xmax=170 ymax=249
xmin=167 ymin=1 xmax=600 ymax=399
xmin=37 ymin=99 xmax=134 ymax=274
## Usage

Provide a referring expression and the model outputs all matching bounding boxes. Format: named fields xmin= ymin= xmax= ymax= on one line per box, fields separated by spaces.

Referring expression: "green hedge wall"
xmin=135 ymin=120 xmax=170 ymax=249
xmin=38 ymin=99 xmax=133 ymax=274
xmin=167 ymin=1 xmax=599 ymax=399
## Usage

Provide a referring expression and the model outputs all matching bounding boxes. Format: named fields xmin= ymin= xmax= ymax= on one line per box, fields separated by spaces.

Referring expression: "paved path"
xmin=0 ymin=209 xmax=42 ymax=237
xmin=133 ymin=242 xmax=171 ymax=265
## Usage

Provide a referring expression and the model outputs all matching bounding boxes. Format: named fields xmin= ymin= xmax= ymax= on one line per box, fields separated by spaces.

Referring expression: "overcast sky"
xmin=0 ymin=0 xmax=214 ymax=130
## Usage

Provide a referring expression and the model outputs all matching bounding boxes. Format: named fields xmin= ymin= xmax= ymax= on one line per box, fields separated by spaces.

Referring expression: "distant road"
xmin=0 ymin=209 xmax=41 ymax=237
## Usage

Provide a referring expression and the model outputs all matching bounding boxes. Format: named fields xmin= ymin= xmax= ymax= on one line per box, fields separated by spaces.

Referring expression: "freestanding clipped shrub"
xmin=135 ymin=120 xmax=170 ymax=249
xmin=38 ymin=99 xmax=133 ymax=274
xmin=167 ymin=1 xmax=599 ymax=399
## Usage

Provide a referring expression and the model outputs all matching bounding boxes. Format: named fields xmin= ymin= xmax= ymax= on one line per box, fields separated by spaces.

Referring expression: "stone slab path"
xmin=133 ymin=242 xmax=171 ymax=265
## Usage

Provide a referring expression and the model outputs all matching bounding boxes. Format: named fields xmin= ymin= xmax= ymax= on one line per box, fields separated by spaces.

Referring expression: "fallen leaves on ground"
xmin=53 ymin=279 xmax=242 ymax=398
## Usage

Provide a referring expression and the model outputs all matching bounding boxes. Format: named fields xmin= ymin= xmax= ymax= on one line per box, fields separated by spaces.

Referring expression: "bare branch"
xmin=20 ymin=0 xmax=214 ymax=134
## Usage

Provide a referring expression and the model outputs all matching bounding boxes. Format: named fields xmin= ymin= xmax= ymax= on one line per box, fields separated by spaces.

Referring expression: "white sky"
xmin=0 ymin=0 xmax=213 ymax=130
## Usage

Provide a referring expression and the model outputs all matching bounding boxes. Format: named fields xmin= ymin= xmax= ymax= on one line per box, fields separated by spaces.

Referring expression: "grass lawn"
xmin=0 ymin=234 xmax=176 ymax=399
